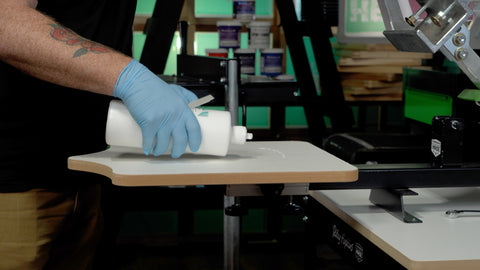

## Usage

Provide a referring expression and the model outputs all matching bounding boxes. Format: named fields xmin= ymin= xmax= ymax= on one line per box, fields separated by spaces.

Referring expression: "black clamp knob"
xmin=225 ymin=199 xmax=248 ymax=217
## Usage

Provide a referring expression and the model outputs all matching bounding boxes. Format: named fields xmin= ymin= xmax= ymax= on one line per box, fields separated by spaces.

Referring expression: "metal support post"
xmin=224 ymin=196 xmax=240 ymax=270
xmin=224 ymin=59 xmax=240 ymax=270
xmin=225 ymin=59 xmax=239 ymax=125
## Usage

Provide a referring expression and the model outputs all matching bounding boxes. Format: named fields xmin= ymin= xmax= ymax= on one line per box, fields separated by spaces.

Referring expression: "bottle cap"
xmin=230 ymin=126 xmax=253 ymax=144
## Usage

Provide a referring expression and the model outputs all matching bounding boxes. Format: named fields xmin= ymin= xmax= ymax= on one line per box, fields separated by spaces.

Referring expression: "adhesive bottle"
xmin=105 ymin=100 xmax=253 ymax=156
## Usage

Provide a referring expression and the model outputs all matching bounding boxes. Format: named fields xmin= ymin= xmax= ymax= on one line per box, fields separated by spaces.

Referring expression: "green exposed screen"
xmin=404 ymin=88 xmax=453 ymax=125
xmin=344 ymin=0 xmax=385 ymax=35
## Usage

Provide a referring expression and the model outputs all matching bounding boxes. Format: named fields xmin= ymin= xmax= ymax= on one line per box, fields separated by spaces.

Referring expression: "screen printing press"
xmin=298 ymin=1 xmax=480 ymax=269
xmin=69 ymin=1 xmax=480 ymax=266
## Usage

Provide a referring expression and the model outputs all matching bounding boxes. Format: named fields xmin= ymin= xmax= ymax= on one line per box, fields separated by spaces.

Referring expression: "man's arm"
xmin=0 ymin=0 xmax=131 ymax=96
xmin=0 ymin=0 xmax=202 ymax=157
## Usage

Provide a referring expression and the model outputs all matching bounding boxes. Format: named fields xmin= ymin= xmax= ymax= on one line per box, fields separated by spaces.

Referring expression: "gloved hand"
xmin=114 ymin=59 xmax=201 ymax=158
xmin=168 ymin=84 xmax=199 ymax=103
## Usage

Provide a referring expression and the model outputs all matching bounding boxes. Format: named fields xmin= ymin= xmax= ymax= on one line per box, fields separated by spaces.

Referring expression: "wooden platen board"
xmin=68 ymin=141 xmax=358 ymax=187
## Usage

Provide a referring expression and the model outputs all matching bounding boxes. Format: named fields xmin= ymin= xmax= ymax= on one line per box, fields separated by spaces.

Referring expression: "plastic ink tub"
xmin=217 ymin=20 xmax=243 ymax=49
xmin=233 ymin=0 xmax=255 ymax=22
xmin=260 ymin=48 xmax=283 ymax=76
xmin=248 ymin=21 xmax=271 ymax=49
xmin=234 ymin=48 xmax=256 ymax=75
xmin=205 ymin=48 xmax=228 ymax=58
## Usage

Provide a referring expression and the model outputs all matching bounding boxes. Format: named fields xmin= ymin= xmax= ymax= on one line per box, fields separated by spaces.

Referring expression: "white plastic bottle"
xmin=105 ymin=100 xmax=253 ymax=156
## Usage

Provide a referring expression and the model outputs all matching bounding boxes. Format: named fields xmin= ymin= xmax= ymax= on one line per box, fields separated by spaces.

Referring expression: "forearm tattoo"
xmin=49 ymin=24 xmax=110 ymax=57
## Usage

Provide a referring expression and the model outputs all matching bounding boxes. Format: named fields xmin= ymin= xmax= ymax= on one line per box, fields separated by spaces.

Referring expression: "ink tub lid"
xmin=205 ymin=48 xmax=229 ymax=56
xmin=261 ymin=48 xmax=284 ymax=54
xmin=275 ymin=74 xmax=295 ymax=81
xmin=247 ymin=21 xmax=272 ymax=27
xmin=217 ymin=20 xmax=243 ymax=27
xmin=234 ymin=48 xmax=256 ymax=54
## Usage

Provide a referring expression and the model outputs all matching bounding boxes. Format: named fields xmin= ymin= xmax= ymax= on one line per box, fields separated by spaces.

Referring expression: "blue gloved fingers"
xmin=152 ymin=125 xmax=172 ymax=156
xmin=185 ymin=113 xmax=202 ymax=152
xmin=141 ymin=124 xmax=157 ymax=156
xmin=169 ymin=123 xmax=189 ymax=158
xmin=169 ymin=84 xmax=198 ymax=103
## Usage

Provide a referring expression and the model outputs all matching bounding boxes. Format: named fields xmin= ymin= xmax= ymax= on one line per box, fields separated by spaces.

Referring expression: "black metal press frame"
xmin=274 ymin=0 xmax=354 ymax=146
xmin=310 ymin=163 xmax=480 ymax=223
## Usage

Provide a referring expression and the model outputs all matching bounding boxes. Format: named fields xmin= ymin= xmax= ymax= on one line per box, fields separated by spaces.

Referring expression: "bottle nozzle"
xmin=231 ymin=126 xmax=253 ymax=144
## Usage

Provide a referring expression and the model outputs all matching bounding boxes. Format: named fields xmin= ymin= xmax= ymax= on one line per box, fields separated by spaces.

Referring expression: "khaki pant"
xmin=0 ymin=184 xmax=102 ymax=270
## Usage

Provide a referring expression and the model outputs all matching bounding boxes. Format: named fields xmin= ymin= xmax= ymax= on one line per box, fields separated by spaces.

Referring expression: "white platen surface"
xmin=310 ymin=187 xmax=480 ymax=270
xmin=68 ymin=141 xmax=358 ymax=187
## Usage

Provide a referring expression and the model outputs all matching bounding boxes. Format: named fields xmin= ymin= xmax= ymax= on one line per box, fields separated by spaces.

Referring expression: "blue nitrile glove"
xmin=168 ymin=84 xmax=199 ymax=103
xmin=113 ymin=59 xmax=201 ymax=158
